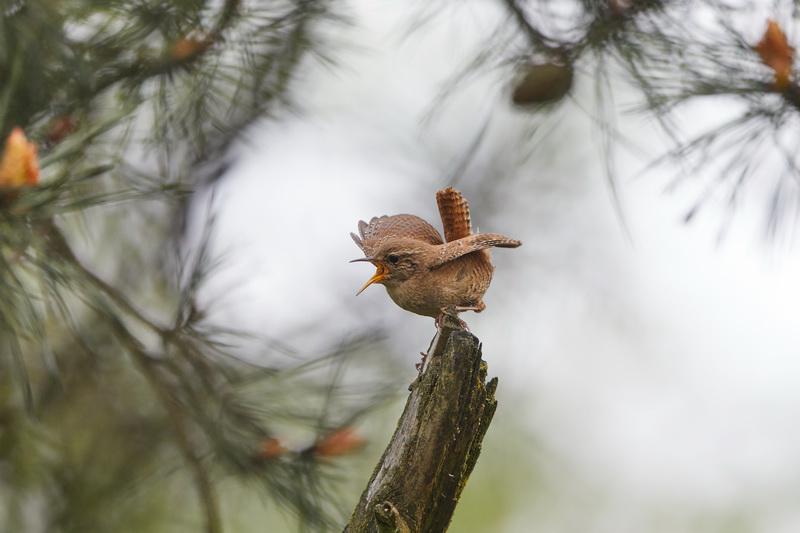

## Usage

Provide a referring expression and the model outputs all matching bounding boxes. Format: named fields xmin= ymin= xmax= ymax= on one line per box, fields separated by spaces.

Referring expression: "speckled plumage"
xmin=351 ymin=187 xmax=521 ymax=320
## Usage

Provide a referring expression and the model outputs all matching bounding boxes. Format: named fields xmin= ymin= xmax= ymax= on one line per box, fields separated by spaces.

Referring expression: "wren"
xmin=351 ymin=187 xmax=521 ymax=326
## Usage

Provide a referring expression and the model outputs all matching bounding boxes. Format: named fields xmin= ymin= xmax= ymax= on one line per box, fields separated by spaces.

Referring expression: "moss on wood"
xmin=344 ymin=326 xmax=498 ymax=533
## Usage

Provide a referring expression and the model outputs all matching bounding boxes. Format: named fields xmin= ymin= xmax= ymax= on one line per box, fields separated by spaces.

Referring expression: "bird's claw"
xmin=436 ymin=305 xmax=470 ymax=330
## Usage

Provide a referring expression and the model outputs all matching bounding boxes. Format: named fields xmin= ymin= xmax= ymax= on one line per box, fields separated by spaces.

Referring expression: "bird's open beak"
xmin=350 ymin=257 xmax=388 ymax=295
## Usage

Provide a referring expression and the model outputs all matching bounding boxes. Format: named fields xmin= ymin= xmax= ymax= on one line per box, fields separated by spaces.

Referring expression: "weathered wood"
xmin=344 ymin=325 xmax=498 ymax=533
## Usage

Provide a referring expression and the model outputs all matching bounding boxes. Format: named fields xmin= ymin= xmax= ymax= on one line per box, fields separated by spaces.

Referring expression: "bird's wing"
xmin=351 ymin=214 xmax=444 ymax=256
xmin=430 ymin=233 xmax=521 ymax=268
xmin=436 ymin=187 xmax=472 ymax=242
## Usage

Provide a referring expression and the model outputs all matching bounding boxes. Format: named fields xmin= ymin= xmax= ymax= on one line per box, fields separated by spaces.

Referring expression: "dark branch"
xmin=344 ymin=326 xmax=498 ymax=533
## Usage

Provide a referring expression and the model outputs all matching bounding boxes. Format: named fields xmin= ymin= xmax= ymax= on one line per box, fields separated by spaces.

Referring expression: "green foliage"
xmin=0 ymin=1 xmax=400 ymax=532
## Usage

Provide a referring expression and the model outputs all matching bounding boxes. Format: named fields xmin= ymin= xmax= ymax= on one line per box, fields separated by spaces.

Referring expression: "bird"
xmin=350 ymin=187 xmax=521 ymax=328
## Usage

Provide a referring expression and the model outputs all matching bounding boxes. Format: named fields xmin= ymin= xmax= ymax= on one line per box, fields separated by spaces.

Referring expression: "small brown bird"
xmin=350 ymin=187 xmax=521 ymax=326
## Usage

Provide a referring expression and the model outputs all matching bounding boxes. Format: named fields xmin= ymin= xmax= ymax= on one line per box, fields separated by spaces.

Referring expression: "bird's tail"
xmin=436 ymin=187 xmax=472 ymax=242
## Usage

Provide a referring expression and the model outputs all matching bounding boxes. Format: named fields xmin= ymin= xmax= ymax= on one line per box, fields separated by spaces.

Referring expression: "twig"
xmin=106 ymin=312 xmax=223 ymax=533
xmin=36 ymin=221 xmax=223 ymax=532
xmin=86 ymin=0 xmax=241 ymax=100
xmin=501 ymin=0 xmax=558 ymax=53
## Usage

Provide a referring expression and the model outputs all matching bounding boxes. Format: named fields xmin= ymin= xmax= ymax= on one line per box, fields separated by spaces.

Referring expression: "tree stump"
xmin=344 ymin=324 xmax=498 ymax=533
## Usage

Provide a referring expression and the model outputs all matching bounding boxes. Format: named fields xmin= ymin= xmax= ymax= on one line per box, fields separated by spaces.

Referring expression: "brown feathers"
xmin=351 ymin=214 xmax=443 ymax=256
xmin=350 ymin=187 xmax=521 ymax=319
xmin=432 ymin=233 xmax=522 ymax=269
xmin=436 ymin=187 xmax=472 ymax=242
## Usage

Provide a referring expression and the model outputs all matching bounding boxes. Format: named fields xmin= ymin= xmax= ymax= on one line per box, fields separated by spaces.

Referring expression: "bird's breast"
xmin=384 ymin=251 xmax=494 ymax=318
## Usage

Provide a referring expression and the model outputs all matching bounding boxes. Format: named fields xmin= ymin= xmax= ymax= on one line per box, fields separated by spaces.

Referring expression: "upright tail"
xmin=436 ymin=187 xmax=472 ymax=242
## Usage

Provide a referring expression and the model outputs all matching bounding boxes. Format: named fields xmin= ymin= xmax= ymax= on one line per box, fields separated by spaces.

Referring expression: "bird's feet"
xmin=436 ymin=306 xmax=465 ymax=330
xmin=435 ymin=305 xmax=482 ymax=331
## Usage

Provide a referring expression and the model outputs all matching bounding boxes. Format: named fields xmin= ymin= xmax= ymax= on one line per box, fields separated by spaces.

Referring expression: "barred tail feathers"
xmin=436 ymin=187 xmax=472 ymax=242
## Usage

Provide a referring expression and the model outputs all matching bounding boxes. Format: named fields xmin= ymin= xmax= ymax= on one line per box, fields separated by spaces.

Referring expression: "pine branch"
xmin=501 ymin=0 xmax=558 ymax=53
xmin=107 ymin=314 xmax=222 ymax=533
xmin=91 ymin=0 xmax=242 ymax=97
xmin=344 ymin=326 xmax=498 ymax=533
xmin=1 ymin=2 xmax=391 ymax=531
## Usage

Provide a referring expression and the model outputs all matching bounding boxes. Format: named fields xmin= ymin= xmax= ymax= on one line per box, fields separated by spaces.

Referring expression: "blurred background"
xmin=2 ymin=1 xmax=800 ymax=532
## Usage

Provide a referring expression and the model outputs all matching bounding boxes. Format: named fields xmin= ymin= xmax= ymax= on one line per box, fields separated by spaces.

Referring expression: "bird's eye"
xmin=386 ymin=254 xmax=400 ymax=264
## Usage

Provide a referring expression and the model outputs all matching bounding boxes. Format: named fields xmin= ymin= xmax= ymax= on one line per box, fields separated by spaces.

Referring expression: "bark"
xmin=344 ymin=324 xmax=498 ymax=533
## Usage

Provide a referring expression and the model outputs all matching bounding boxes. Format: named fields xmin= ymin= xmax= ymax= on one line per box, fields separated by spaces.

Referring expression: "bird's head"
xmin=350 ymin=240 xmax=427 ymax=294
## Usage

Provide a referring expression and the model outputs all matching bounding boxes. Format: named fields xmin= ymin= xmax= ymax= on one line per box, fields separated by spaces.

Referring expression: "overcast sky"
xmin=201 ymin=2 xmax=800 ymax=531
